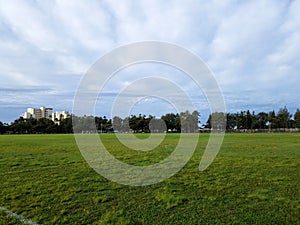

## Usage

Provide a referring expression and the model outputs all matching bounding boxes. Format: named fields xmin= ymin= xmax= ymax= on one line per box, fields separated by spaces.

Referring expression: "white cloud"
xmin=266 ymin=0 xmax=300 ymax=68
xmin=0 ymin=1 xmax=60 ymax=51
xmin=208 ymin=1 xmax=287 ymax=88
xmin=0 ymin=0 xmax=299 ymax=122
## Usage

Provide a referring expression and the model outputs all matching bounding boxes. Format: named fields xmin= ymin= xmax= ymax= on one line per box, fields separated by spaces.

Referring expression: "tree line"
xmin=0 ymin=117 xmax=73 ymax=134
xmin=112 ymin=110 xmax=199 ymax=133
xmin=72 ymin=110 xmax=199 ymax=133
xmin=206 ymin=107 xmax=300 ymax=130
xmin=0 ymin=110 xmax=199 ymax=134
xmin=1 ymin=107 xmax=300 ymax=134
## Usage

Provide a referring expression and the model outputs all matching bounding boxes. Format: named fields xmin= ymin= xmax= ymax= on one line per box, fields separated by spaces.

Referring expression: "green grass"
xmin=0 ymin=133 xmax=299 ymax=224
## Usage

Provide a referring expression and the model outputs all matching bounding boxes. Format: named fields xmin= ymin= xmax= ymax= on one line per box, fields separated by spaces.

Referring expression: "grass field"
xmin=0 ymin=133 xmax=299 ymax=224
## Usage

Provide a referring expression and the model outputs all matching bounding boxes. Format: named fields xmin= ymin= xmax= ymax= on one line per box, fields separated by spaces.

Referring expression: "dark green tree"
xmin=161 ymin=113 xmax=180 ymax=132
xmin=10 ymin=117 xmax=27 ymax=134
xmin=33 ymin=118 xmax=56 ymax=133
xmin=277 ymin=106 xmax=291 ymax=128
xmin=58 ymin=117 xmax=72 ymax=133
xmin=255 ymin=112 xmax=268 ymax=129
xmin=245 ymin=110 xmax=253 ymax=129
xmin=0 ymin=121 xmax=8 ymax=134
xmin=268 ymin=110 xmax=276 ymax=129
xmin=226 ymin=113 xmax=237 ymax=130
xmin=129 ymin=114 xmax=150 ymax=133
xmin=238 ymin=111 xmax=246 ymax=129
xmin=294 ymin=109 xmax=300 ymax=128
xmin=95 ymin=116 xmax=112 ymax=133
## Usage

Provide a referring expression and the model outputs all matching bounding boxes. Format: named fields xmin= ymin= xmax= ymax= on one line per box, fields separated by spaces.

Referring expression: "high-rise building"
xmin=21 ymin=106 xmax=67 ymax=123
xmin=40 ymin=107 xmax=53 ymax=119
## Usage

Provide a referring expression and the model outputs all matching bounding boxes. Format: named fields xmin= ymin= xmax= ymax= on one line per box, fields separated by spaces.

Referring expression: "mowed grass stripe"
xmin=0 ymin=133 xmax=299 ymax=224
xmin=0 ymin=206 xmax=39 ymax=225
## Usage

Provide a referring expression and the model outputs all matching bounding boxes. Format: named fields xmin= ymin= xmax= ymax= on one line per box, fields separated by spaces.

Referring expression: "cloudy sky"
xmin=0 ymin=0 xmax=299 ymax=124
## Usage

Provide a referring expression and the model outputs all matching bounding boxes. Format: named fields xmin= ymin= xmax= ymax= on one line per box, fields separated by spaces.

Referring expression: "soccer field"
xmin=0 ymin=133 xmax=299 ymax=224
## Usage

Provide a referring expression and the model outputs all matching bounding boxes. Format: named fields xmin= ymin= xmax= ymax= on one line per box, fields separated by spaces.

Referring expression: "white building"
xmin=22 ymin=107 xmax=52 ymax=120
xmin=40 ymin=106 xmax=53 ymax=119
xmin=22 ymin=111 xmax=32 ymax=119
xmin=21 ymin=107 xmax=69 ymax=124
xmin=52 ymin=111 xmax=69 ymax=125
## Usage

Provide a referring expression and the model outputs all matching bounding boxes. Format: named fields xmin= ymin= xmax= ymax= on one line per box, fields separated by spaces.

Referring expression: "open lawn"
xmin=0 ymin=133 xmax=299 ymax=224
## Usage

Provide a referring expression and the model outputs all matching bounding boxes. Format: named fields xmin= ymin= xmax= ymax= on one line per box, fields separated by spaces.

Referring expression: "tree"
xmin=10 ymin=117 xmax=27 ymax=134
xmin=0 ymin=121 xmax=8 ymax=134
xmin=149 ymin=118 xmax=166 ymax=133
xmin=161 ymin=113 xmax=180 ymax=132
xmin=112 ymin=116 xmax=123 ymax=132
xmin=205 ymin=114 xmax=212 ymax=129
xmin=277 ymin=106 xmax=291 ymax=128
xmin=192 ymin=110 xmax=200 ymax=132
xmin=122 ymin=117 xmax=131 ymax=132
xmin=33 ymin=118 xmax=55 ymax=133
xmin=245 ymin=110 xmax=253 ymax=129
xmin=238 ymin=111 xmax=246 ymax=129
xmin=58 ymin=117 xmax=72 ymax=133
xmin=72 ymin=115 xmax=95 ymax=133
xmin=268 ymin=110 xmax=276 ymax=129
xmin=95 ymin=116 xmax=112 ymax=133
xmin=8 ymin=117 xmax=57 ymax=134
xmin=206 ymin=112 xmax=226 ymax=130
xmin=180 ymin=110 xmax=199 ymax=133
xmin=180 ymin=111 xmax=192 ymax=133
xmin=255 ymin=112 xmax=268 ymax=129
xmin=226 ymin=113 xmax=237 ymax=130
xmin=129 ymin=115 xmax=138 ymax=132
xmin=294 ymin=109 xmax=300 ymax=128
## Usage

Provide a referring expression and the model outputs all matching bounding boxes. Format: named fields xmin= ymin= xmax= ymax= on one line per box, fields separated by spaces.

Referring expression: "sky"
xmin=0 ymin=0 xmax=299 ymax=124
